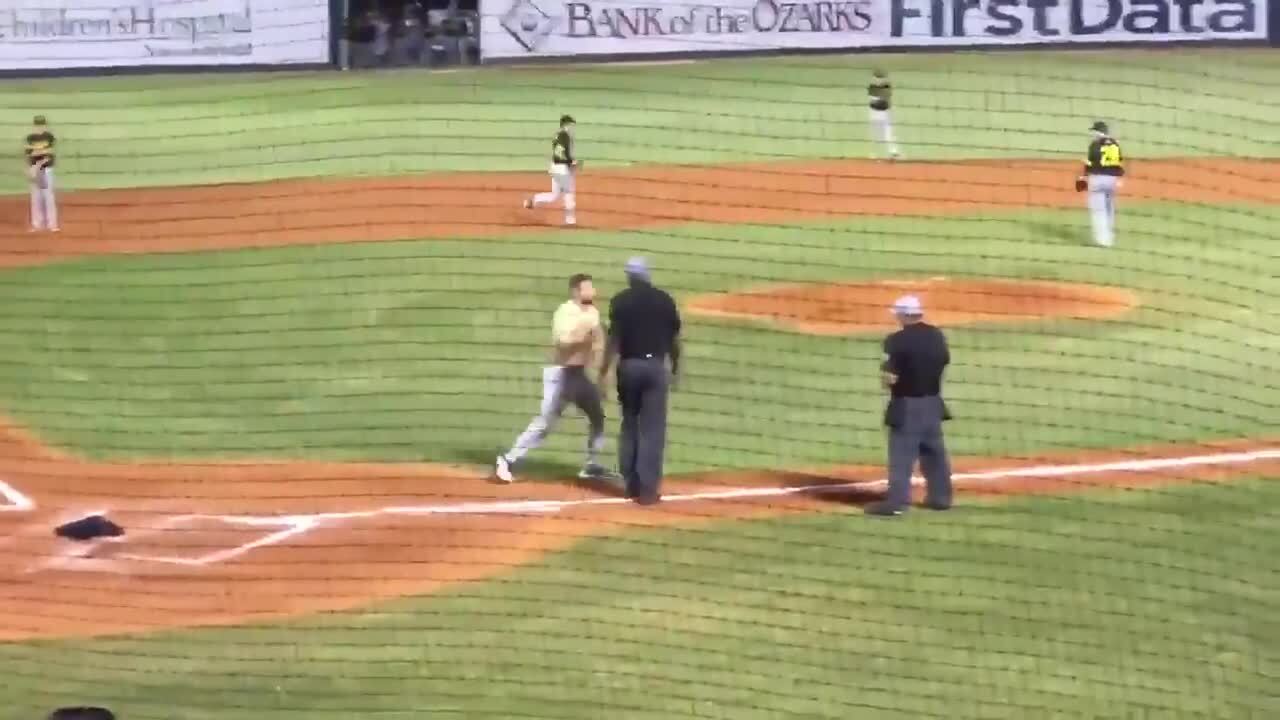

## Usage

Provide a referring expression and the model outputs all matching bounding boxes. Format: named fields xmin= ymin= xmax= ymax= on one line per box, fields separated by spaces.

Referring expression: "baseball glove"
xmin=1074 ymin=176 xmax=1087 ymax=192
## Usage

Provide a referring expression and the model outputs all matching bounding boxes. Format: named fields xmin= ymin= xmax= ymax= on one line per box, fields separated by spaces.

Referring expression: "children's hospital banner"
xmin=481 ymin=0 xmax=1268 ymax=59
xmin=0 ymin=0 xmax=329 ymax=70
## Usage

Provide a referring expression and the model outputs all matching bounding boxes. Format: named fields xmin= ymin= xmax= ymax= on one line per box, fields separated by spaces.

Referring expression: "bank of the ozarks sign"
xmin=500 ymin=0 xmax=874 ymax=51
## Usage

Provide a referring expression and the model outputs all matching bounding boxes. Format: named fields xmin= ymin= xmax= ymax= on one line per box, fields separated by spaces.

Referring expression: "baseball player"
xmin=1076 ymin=121 xmax=1124 ymax=248
xmin=523 ymin=114 xmax=578 ymax=226
xmin=24 ymin=115 xmax=59 ymax=233
xmin=495 ymin=273 xmax=616 ymax=483
xmin=867 ymin=69 xmax=900 ymax=160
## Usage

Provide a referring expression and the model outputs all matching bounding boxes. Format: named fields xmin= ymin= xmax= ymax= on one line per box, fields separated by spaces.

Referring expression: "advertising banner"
xmin=482 ymin=0 xmax=1267 ymax=60
xmin=0 ymin=0 xmax=330 ymax=70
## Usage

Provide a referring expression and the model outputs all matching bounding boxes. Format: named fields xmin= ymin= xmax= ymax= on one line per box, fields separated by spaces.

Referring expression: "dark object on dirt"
xmin=54 ymin=515 xmax=124 ymax=541
xmin=49 ymin=708 xmax=116 ymax=720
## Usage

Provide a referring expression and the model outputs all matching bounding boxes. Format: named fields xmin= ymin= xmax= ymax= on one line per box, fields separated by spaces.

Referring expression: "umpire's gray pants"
xmin=885 ymin=395 xmax=953 ymax=509
xmin=617 ymin=357 xmax=669 ymax=500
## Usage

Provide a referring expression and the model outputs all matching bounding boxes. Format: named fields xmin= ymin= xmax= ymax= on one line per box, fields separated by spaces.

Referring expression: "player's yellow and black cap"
xmin=560 ymin=114 xmax=575 ymax=126
xmin=33 ymin=115 xmax=47 ymax=126
xmin=1090 ymin=120 xmax=1109 ymax=133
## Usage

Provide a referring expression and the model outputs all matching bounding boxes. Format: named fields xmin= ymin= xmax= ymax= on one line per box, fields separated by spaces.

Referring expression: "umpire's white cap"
xmin=625 ymin=256 xmax=651 ymax=280
xmin=891 ymin=295 xmax=923 ymax=316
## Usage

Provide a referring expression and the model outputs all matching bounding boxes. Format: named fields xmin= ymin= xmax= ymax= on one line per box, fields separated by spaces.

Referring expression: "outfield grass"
xmin=0 ymin=49 xmax=1277 ymax=719
xmin=3 ymin=49 xmax=1280 ymax=193
xmin=2 ymin=478 xmax=1275 ymax=719
xmin=0 ymin=203 xmax=1274 ymax=471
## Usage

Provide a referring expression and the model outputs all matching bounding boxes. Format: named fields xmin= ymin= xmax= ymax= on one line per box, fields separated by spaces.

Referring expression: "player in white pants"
xmin=867 ymin=69 xmax=900 ymax=160
xmin=523 ymin=114 xmax=578 ymax=226
xmin=1078 ymin=121 xmax=1124 ymax=248
xmin=495 ymin=273 xmax=617 ymax=483
xmin=25 ymin=115 xmax=59 ymax=233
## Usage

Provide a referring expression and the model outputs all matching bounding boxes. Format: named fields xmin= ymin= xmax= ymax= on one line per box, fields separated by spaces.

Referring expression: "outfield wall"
xmin=0 ymin=0 xmax=332 ymax=73
xmin=0 ymin=0 xmax=1275 ymax=77
xmin=481 ymin=0 xmax=1274 ymax=61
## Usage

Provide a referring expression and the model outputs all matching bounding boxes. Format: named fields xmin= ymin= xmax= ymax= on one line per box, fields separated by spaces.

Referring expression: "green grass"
xmin=0 ymin=202 xmax=1274 ymax=471
xmin=3 ymin=478 xmax=1276 ymax=719
xmin=4 ymin=48 xmax=1280 ymax=193
xmin=0 ymin=48 xmax=1277 ymax=720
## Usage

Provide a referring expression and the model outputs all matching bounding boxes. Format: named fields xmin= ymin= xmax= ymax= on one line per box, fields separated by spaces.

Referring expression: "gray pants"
xmin=617 ymin=357 xmax=669 ymax=500
xmin=1087 ymin=174 xmax=1118 ymax=247
xmin=506 ymin=366 xmax=604 ymax=465
xmin=885 ymin=395 xmax=953 ymax=509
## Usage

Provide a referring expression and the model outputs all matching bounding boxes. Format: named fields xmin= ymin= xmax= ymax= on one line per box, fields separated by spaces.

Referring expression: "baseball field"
xmin=0 ymin=48 xmax=1277 ymax=718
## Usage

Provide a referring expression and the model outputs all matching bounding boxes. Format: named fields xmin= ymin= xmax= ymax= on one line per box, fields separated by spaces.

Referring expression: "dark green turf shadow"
xmin=1022 ymin=219 xmax=1089 ymax=245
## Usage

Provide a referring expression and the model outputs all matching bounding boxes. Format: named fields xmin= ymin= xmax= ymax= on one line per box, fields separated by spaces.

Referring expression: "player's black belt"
xmin=622 ymin=354 xmax=665 ymax=361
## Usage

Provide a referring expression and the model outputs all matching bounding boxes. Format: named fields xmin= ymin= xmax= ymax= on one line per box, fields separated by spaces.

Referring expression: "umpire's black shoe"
xmin=923 ymin=499 xmax=952 ymax=511
xmin=864 ymin=502 xmax=904 ymax=517
xmin=632 ymin=495 xmax=662 ymax=507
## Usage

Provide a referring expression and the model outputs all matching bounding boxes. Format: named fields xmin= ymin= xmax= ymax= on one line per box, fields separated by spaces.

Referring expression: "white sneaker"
xmin=495 ymin=454 xmax=515 ymax=483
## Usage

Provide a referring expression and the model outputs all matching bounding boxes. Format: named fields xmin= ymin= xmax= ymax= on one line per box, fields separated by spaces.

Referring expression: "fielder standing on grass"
xmin=1076 ymin=120 xmax=1124 ymax=248
xmin=866 ymin=295 xmax=953 ymax=517
xmin=495 ymin=273 xmax=617 ymax=483
xmin=25 ymin=115 xmax=59 ymax=233
xmin=867 ymin=69 xmax=900 ymax=160
xmin=523 ymin=114 xmax=578 ymax=226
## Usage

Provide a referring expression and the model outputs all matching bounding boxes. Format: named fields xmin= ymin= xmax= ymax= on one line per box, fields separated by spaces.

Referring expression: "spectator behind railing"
xmin=345 ymin=0 xmax=478 ymax=69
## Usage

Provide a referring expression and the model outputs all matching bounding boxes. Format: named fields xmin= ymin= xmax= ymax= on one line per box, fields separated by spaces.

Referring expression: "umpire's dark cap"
xmin=1090 ymin=120 xmax=1109 ymax=133
xmin=560 ymin=114 xmax=575 ymax=126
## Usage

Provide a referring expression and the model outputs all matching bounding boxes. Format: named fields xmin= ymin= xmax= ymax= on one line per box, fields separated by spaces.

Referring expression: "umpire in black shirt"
xmin=866 ymin=295 xmax=953 ymax=517
xmin=599 ymin=257 xmax=681 ymax=505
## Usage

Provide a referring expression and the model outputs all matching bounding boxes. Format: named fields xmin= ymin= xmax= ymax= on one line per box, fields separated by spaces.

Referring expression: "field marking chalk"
xmin=90 ymin=446 xmax=1280 ymax=568
xmin=0 ymin=477 xmax=34 ymax=512
xmin=118 ymin=516 xmax=316 ymax=567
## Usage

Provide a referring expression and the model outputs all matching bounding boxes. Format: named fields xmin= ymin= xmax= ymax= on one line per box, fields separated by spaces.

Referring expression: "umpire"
xmin=599 ymin=257 xmax=681 ymax=506
xmin=866 ymin=295 xmax=953 ymax=517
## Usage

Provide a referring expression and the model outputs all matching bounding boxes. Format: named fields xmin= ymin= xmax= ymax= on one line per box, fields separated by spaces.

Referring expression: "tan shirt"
xmin=551 ymin=299 xmax=603 ymax=367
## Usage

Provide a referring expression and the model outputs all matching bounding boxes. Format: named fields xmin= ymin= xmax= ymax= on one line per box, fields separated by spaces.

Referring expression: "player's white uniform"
xmin=529 ymin=128 xmax=577 ymax=225
xmin=26 ymin=130 xmax=59 ymax=232
xmin=29 ymin=169 xmax=58 ymax=231
xmin=868 ymin=77 xmax=900 ymax=159
xmin=1084 ymin=132 xmax=1123 ymax=248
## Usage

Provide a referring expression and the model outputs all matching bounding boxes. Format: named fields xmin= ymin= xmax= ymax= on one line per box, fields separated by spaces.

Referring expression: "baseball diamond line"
xmin=0 ymin=477 xmax=34 ymax=511
xmin=108 ymin=446 xmax=1280 ymax=568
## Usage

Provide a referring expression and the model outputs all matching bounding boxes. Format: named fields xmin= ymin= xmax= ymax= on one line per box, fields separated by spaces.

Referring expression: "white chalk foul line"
xmin=647 ymin=447 xmax=1280 ymax=506
xmin=117 ymin=517 xmax=318 ymax=566
xmin=0 ymin=476 xmax=34 ymax=512
xmin=64 ymin=446 xmax=1280 ymax=569
xmin=186 ymin=446 xmax=1280 ymax=525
